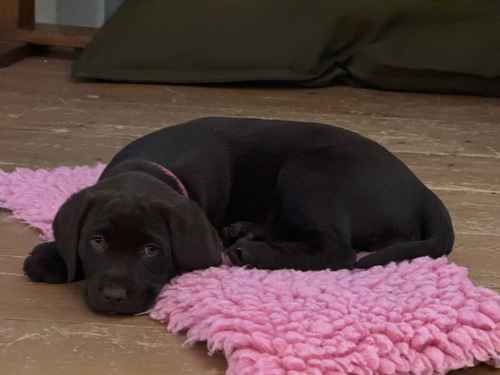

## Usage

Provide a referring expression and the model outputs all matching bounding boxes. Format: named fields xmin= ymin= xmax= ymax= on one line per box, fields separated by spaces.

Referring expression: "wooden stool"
xmin=0 ymin=0 xmax=96 ymax=67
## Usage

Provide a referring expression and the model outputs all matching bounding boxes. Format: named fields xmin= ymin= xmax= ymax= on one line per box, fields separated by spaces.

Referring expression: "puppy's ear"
xmin=53 ymin=188 xmax=93 ymax=282
xmin=164 ymin=200 xmax=222 ymax=273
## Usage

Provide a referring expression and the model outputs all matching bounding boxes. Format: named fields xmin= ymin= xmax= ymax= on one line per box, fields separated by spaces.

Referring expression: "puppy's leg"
xmin=23 ymin=241 xmax=69 ymax=283
xmin=225 ymin=234 xmax=355 ymax=271
xmin=225 ymin=182 xmax=356 ymax=270
xmin=226 ymin=150 xmax=363 ymax=271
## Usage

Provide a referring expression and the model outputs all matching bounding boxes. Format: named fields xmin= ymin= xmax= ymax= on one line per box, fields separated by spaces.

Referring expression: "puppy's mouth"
xmin=87 ymin=298 xmax=155 ymax=315
xmin=85 ymin=283 xmax=160 ymax=315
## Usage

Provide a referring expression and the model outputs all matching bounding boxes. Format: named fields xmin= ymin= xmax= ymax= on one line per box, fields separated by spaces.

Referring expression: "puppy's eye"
xmin=90 ymin=235 xmax=107 ymax=252
xmin=141 ymin=244 xmax=161 ymax=258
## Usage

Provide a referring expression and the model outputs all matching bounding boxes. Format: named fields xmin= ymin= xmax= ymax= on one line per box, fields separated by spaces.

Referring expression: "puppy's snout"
xmin=100 ymin=284 xmax=128 ymax=304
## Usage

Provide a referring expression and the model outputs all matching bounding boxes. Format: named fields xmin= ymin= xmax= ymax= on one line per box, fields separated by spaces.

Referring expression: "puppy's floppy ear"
xmin=53 ymin=188 xmax=94 ymax=282
xmin=164 ymin=200 xmax=222 ymax=273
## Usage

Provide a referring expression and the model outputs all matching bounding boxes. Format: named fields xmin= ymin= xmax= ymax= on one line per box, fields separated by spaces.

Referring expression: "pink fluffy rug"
xmin=0 ymin=164 xmax=106 ymax=240
xmin=1 ymin=164 xmax=500 ymax=374
xmin=151 ymin=260 xmax=500 ymax=375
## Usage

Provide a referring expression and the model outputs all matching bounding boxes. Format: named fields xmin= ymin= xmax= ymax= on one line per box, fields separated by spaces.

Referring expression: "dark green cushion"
xmin=73 ymin=0 xmax=500 ymax=96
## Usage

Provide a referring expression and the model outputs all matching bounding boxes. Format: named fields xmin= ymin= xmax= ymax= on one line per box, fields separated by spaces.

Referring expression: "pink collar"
xmin=149 ymin=161 xmax=189 ymax=198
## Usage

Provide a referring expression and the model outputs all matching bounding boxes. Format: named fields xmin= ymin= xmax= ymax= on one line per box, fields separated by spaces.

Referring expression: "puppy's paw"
xmin=23 ymin=242 xmax=68 ymax=283
xmin=222 ymin=221 xmax=266 ymax=247
xmin=224 ymin=238 xmax=276 ymax=268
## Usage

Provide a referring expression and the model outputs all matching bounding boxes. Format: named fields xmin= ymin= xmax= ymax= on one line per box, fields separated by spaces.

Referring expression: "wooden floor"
xmin=0 ymin=53 xmax=499 ymax=375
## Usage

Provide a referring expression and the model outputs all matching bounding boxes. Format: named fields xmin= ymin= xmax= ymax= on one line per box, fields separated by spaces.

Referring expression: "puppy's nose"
xmin=102 ymin=286 xmax=128 ymax=304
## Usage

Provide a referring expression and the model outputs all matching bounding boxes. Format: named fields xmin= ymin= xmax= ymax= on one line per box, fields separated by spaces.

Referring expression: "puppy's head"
xmin=52 ymin=172 xmax=222 ymax=314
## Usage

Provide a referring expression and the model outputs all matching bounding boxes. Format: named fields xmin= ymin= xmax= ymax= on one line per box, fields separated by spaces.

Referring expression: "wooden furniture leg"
xmin=0 ymin=0 xmax=96 ymax=68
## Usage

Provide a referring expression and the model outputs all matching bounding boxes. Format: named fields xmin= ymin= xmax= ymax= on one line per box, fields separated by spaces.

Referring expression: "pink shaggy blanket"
xmin=0 ymin=164 xmax=106 ymax=240
xmin=151 ymin=261 xmax=500 ymax=375
xmin=1 ymin=164 xmax=500 ymax=374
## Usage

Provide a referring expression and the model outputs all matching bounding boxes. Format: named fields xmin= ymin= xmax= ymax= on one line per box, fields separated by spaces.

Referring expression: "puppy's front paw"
xmin=23 ymin=242 xmax=68 ymax=283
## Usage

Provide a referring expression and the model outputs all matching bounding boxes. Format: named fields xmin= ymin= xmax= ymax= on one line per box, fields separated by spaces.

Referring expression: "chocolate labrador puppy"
xmin=23 ymin=117 xmax=454 ymax=314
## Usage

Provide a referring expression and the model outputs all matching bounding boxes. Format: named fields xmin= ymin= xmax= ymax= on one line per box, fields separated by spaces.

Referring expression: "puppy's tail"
xmin=355 ymin=190 xmax=454 ymax=269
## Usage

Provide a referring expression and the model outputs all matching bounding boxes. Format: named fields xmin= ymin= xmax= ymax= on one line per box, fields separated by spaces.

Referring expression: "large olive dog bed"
xmin=73 ymin=0 xmax=500 ymax=96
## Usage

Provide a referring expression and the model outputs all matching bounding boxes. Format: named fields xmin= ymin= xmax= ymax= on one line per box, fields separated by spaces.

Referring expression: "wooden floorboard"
xmin=0 ymin=319 xmax=226 ymax=375
xmin=2 ymin=57 xmax=500 ymax=125
xmin=0 ymin=55 xmax=499 ymax=375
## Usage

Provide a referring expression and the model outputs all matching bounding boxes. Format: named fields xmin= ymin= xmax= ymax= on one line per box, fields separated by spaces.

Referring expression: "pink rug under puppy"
xmin=1 ymin=164 xmax=500 ymax=374
xmin=151 ymin=260 xmax=500 ymax=375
